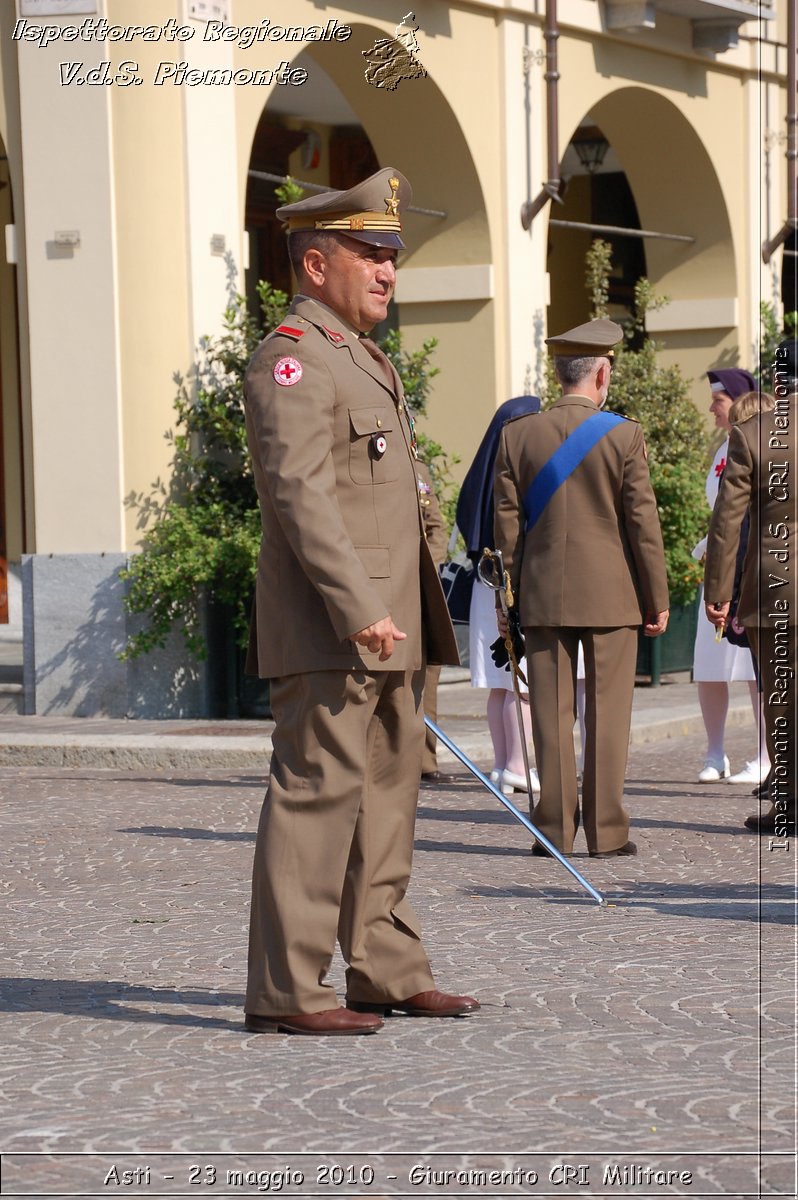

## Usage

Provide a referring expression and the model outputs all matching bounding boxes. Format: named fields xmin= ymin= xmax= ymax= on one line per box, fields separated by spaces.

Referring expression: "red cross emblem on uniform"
xmin=273 ymin=356 xmax=303 ymax=386
xmin=715 ymin=457 xmax=726 ymax=477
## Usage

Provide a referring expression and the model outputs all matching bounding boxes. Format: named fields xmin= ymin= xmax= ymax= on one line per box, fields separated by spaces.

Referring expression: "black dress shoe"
xmin=744 ymin=806 xmax=796 ymax=836
xmin=244 ymin=1008 xmax=383 ymax=1036
xmin=589 ymin=840 xmax=637 ymax=858
xmin=752 ymin=770 xmax=773 ymax=799
xmin=348 ymin=989 xmax=480 ymax=1018
xmin=421 ymin=770 xmax=446 ymax=782
xmin=531 ymin=842 xmax=553 ymax=857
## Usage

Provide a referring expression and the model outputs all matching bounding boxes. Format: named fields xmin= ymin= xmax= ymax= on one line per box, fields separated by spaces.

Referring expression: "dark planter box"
xmin=636 ymin=590 xmax=700 ymax=686
xmin=206 ymin=599 xmax=271 ymax=719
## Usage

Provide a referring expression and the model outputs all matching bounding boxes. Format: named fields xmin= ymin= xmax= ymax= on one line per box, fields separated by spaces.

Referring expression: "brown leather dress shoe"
xmin=348 ymin=989 xmax=480 ymax=1018
xmin=589 ymin=840 xmax=637 ymax=858
xmin=244 ymin=1007 xmax=383 ymax=1036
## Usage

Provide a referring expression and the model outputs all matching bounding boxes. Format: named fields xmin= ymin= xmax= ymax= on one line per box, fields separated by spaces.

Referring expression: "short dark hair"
xmin=554 ymin=355 xmax=602 ymax=386
xmin=287 ymin=230 xmax=343 ymax=280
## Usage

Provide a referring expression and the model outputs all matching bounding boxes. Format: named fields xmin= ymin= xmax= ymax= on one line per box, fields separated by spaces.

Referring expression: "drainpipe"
xmin=521 ymin=0 xmax=563 ymax=229
xmin=762 ymin=1 xmax=797 ymax=263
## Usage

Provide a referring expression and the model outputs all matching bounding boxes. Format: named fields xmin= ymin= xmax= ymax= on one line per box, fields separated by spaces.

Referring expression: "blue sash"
xmin=522 ymin=412 xmax=624 ymax=532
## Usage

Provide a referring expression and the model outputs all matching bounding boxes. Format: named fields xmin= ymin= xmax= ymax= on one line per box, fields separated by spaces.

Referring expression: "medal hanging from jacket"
xmin=402 ymin=397 xmax=419 ymax=460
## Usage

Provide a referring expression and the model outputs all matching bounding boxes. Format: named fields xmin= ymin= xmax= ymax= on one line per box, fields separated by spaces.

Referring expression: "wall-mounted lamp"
xmin=570 ymin=125 xmax=610 ymax=175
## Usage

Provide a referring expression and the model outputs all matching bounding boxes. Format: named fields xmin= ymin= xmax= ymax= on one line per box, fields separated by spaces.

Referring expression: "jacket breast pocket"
xmin=348 ymin=407 xmax=400 ymax=485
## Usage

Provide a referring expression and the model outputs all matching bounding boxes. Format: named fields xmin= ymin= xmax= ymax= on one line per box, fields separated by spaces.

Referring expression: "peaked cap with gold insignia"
xmin=276 ymin=167 xmax=411 ymax=250
xmin=545 ymin=318 xmax=624 ymax=358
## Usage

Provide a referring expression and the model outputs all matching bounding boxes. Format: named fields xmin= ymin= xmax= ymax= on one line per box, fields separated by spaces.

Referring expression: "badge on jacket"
xmin=273 ymin=357 xmax=303 ymax=386
xmin=372 ymin=433 xmax=388 ymax=458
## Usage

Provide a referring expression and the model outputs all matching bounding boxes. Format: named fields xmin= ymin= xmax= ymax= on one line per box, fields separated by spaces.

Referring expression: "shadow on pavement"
xmin=0 ymin=977 xmax=244 ymax=1030
xmin=470 ymin=879 xmax=795 ymax=922
xmin=118 ymin=825 xmax=254 ymax=841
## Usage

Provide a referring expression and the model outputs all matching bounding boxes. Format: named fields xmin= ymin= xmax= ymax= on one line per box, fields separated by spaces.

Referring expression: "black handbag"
xmin=438 ymin=555 xmax=475 ymax=624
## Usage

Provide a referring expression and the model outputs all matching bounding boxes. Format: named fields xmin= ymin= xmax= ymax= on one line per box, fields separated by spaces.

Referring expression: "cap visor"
xmin=343 ymin=230 xmax=406 ymax=250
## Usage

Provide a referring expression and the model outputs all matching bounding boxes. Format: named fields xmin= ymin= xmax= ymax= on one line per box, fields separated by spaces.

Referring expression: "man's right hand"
xmin=351 ymin=617 xmax=406 ymax=661
xmin=643 ymin=610 xmax=669 ymax=637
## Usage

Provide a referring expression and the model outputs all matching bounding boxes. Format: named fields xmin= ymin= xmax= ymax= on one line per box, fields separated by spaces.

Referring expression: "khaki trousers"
xmin=525 ymin=626 xmax=638 ymax=854
xmin=246 ymin=667 xmax=435 ymax=1017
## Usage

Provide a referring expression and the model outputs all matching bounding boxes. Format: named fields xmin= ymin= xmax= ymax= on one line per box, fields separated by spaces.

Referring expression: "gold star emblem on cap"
xmin=385 ymin=177 xmax=400 ymax=217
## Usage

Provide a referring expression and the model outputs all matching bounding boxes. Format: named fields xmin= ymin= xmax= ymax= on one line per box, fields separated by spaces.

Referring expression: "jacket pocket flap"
xmin=356 ymin=546 xmax=390 ymax=578
xmin=349 ymin=408 xmax=394 ymax=437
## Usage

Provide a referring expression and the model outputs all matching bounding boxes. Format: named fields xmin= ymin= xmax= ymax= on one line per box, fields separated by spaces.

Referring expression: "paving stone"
xmin=0 ymin=723 xmax=794 ymax=1196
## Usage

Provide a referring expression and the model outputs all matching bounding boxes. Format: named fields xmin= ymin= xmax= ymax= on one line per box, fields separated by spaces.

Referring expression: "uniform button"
xmin=376 ymin=419 xmax=382 ymax=428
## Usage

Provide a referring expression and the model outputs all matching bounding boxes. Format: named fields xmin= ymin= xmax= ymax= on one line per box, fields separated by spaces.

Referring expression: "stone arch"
xmin=241 ymin=23 xmax=494 ymax=474
xmin=243 ymin=25 xmax=490 ymax=271
xmin=547 ymin=85 xmax=734 ymax=343
xmin=587 ymin=86 xmax=735 ymax=302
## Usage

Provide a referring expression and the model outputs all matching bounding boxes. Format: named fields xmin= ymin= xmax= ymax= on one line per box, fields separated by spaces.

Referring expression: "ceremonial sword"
xmin=424 ymin=546 xmax=606 ymax=907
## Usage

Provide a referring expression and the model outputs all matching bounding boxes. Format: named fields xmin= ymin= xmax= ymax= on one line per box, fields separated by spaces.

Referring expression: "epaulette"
xmin=504 ymin=410 xmax=539 ymax=425
xmin=617 ymin=413 xmax=638 ymax=423
xmin=270 ymin=320 xmax=307 ymax=341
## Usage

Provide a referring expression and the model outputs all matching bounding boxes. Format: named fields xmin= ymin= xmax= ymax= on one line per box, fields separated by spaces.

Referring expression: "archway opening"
xmin=548 ymin=90 xmax=736 ymax=349
xmin=547 ymin=119 xmax=647 ymax=339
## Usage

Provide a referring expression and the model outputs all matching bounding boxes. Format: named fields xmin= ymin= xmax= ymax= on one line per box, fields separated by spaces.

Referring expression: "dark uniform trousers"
xmin=747 ymin=625 xmax=797 ymax=831
xmin=246 ymin=666 xmax=436 ymax=1017
xmin=525 ymin=626 xmax=638 ymax=853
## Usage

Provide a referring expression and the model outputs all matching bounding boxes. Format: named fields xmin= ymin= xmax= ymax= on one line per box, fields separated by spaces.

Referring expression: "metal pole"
xmin=544 ymin=0 xmax=560 ymax=197
xmin=521 ymin=0 xmax=563 ymax=228
xmin=424 ymin=716 xmax=606 ymax=907
xmin=548 ymin=218 xmax=694 ymax=244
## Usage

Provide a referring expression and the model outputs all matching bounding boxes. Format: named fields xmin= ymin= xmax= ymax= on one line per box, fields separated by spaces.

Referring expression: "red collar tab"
xmin=321 ymin=326 xmax=346 ymax=345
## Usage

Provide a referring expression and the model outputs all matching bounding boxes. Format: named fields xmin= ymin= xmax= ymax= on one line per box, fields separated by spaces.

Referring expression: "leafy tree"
xmin=758 ymin=300 xmax=797 ymax=385
xmin=380 ymin=329 xmax=460 ymax=525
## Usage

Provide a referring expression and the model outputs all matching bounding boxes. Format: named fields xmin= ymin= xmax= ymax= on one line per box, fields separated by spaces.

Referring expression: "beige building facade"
xmin=0 ymin=0 xmax=793 ymax=714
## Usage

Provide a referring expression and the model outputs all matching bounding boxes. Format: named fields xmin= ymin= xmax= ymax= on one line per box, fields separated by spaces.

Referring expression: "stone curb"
xmin=0 ymin=696 xmax=754 ymax=769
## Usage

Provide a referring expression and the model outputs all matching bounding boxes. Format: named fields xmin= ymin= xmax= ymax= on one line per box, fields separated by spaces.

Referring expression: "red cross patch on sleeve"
xmin=273 ymin=356 xmax=303 ymax=386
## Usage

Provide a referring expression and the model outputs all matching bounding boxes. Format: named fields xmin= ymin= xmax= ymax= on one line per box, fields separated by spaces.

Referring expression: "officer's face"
xmin=311 ymin=237 xmax=398 ymax=332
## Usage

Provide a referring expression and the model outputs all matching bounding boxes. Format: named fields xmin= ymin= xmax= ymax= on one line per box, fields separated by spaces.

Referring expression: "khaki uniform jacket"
xmin=244 ymin=295 xmax=459 ymax=677
xmin=494 ymin=395 xmax=669 ymax=626
xmin=704 ymin=400 xmax=797 ymax=627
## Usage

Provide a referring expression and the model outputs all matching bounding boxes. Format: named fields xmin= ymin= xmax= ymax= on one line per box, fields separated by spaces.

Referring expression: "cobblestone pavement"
xmin=0 ymin=725 xmax=795 ymax=1198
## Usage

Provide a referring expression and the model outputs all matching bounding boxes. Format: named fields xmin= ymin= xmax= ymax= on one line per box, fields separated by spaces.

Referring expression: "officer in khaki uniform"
xmin=243 ymin=168 xmax=478 ymax=1035
xmin=704 ymin=336 xmax=797 ymax=839
xmin=494 ymin=319 xmax=669 ymax=857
